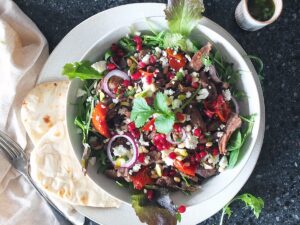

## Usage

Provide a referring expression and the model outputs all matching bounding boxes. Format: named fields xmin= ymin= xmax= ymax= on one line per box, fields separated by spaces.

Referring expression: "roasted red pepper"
xmin=142 ymin=118 xmax=156 ymax=132
xmin=174 ymin=160 xmax=196 ymax=177
xmin=204 ymin=95 xmax=231 ymax=123
xmin=92 ymin=103 xmax=111 ymax=138
xmin=166 ymin=48 xmax=186 ymax=71
xmin=131 ymin=167 xmax=153 ymax=190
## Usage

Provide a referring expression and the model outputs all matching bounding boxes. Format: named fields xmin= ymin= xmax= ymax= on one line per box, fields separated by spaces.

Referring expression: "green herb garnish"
xmin=219 ymin=193 xmax=264 ymax=225
xmin=130 ymin=92 xmax=175 ymax=134
xmin=63 ymin=61 xmax=103 ymax=80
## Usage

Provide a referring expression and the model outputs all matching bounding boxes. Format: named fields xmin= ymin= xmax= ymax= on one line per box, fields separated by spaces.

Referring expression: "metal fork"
xmin=0 ymin=130 xmax=72 ymax=225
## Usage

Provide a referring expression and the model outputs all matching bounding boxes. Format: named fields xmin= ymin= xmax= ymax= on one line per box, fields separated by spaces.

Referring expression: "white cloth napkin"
xmin=0 ymin=1 xmax=84 ymax=224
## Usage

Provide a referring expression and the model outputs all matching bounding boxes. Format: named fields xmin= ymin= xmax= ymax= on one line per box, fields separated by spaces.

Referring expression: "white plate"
xmin=39 ymin=3 xmax=265 ymax=225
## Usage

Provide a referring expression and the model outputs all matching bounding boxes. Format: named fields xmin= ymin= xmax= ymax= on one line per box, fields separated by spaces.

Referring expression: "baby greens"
xmin=63 ymin=61 xmax=103 ymax=80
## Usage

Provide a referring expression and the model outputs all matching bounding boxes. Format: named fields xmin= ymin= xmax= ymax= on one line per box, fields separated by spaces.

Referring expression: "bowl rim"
xmin=65 ymin=15 xmax=265 ymax=207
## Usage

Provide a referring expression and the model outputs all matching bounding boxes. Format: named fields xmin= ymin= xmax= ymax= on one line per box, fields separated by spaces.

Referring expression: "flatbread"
xmin=21 ymin=81 xmax=69 ymax=146
xmin=30 ymin=121 xmax=120 ymax=207
xmin=21 ymin=81 xmax=120 ymax=207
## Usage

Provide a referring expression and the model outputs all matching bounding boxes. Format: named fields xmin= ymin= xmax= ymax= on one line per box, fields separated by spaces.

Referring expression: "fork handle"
xmin=25 ymin=174 xmax=73 ymax=225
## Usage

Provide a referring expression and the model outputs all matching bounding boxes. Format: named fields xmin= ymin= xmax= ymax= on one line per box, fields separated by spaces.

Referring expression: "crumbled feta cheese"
xmin=132 ymin=163 xmax=142 ymax=172
xmin=91 ymin=61 xmax=107 ymax=73
xmin=129 ymin=170 xmax=133 ymax=175
xmin=144 ymin=156 xmax=150 ymax=164
xmin=220 ymin=124 xmax=226 ymax=130
xmin=76 ymin=88 xmax=87 ymax=97
xmin=196 ymin=88 xmax=209 ymax=101
xmin=185 ymin=125 xmax=192 ymax=132
xmin=172 ymin=99 xmax=182 ymax=109
xmin=116 ymin=129 xmax=124 ymax=135
xmin=203 ymin=162 xmax=214 ymax=170
xmin=162 ymin=50 xmax=167 ymax=57
xmin=112 ymin=98 xmax=119 ymax=104
xmin=216 ymin=132 xmax=224 ymax=138
xmin=186 ymin=91 xmax=192 ymax=98
xmin=192 ymin=77 xmax=199 ymax=83
xmin=208 ymin=154 xmax=219 ymax=166
xmin=186 ymin=114 xmax=191 ymax=121
xmin=86 ymin=96 xmax=94 ymax=102
xmin=184 ymin=134 xmax=198 ymax=149
xmin=218 ymin=156 xmax=228 ymax=172
xmin=139 ymin=135 xmax=149 ymax=146
xmin=142 ymin=54 xmax=150 ymax=64
xmin=191 ymin=72 xmax=199 ymax=77
xmin=155 ymin=47 xmax=162 ymax=53
xmin=185 ymin=54 xmax=191 ymax=61
xmin=113 ymin=145 xmax=129 ymax=157
xmin=134 ymin=31 xmax=141 ymax=36
xmin=160 ymin=57 xmax=169 ymax=68
xmin=118 ymin=107 xmax=128 ymax=115
xmin=161 ymin=150 xmax=174 ymax=166
xmin=222 ymin=89 xmax=232 ymax=101
xmin=164 ymin=89 xmax=175 ymax=96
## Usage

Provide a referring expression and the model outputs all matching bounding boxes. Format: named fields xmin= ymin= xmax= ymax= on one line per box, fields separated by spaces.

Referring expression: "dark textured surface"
xmin=13 ymin=0 xmax=300 ymax=225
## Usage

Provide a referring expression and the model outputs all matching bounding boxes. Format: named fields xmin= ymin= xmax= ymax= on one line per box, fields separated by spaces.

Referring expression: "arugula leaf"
xmin=165 ymin=0 xmax=205 ymax=37
xmin=154 ymin=92 xmax=169 ymax=114
xmin=155 ymin=114 xmax=175 ymax=134
xmin=219 ymin=193 xmax=264 ymax=225
xmin=131 ymin=194 xmax=177 ymax=225
xmin=63 ymin=61 xmax=103 ymax=80
xmin=227 ymin=131 xmax=242 ymax=151
xmin=118 ymin=37 xmax=135 ymax=53
xmin=130 ymin=98 xmax=153 ymax=128
xmin=236 ymin=194 xmax=265 ymax=218
xmin=228 ymin=115 xmax=255 ymax=168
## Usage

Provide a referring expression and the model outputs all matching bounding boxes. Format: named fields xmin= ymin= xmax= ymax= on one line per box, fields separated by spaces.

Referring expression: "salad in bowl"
xmin=63 ymin=1 xmax=257 ymax=224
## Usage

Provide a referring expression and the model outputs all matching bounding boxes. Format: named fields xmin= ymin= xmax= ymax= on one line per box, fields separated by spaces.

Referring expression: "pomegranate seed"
xmin=190 ymin=156 xmax=196 ymax=164
xmin=178 ymin=205 xmax=186 ymax=213
xmin=132 ymin=129 xmax=140 ymax=139
xmin=116 ymin=49 xmax=124 ymax=57
xmin=212 ymin=147 xmax=219 ymax=156
xmin=199 ymin=134 xmax=205 ymax=140
xmin=133 ymin=36 xmax=142 ymax=44
xmin=186 ymin=75 xmax=193 ymax=83
xmin=145 ymin=97 xmax=153 ymax=105
xmin=122 ymin=80 xmax=130 ymax=87
xmin=199 ymin=151 xmax=207 ymax=158
xmin=131 ymin=71 xmax=142 ymax=80
xmin=191 ymin=82 xmax=199 ymax=88
xmin=195 ymin=153 xmax=201 ymax=162
xmin=146 ymin=190 xmax=154 ymax=200
xmin=193 ymin=128 xmax=201 ymax=137
xmin=149 ymin=55 xmax=156 ymax=65
xmin=145 ymin=75 xmax=153 ymax=84
xmin=113 ymin=87 xmax=119 ymax=94
xmin=167 ymin=72 xmax=175 ymax=80
xmin=173 ymin=123 xmax=182 ymax=133
xmin=107 ymin=63 xmax=116 ymax=71
xmin=198 ymin=145 xmax=205 ymax=151
xmin=128 ymin=122 xmax=136 ymax=132
xmin=111 ymin=43 xmax=118 ymax=52
xmin=136 ymin=43 xmax=142 ymax=52
xmin=169 ymin=170 xmax=176 ymax=176
xmin=168 ymin=152 xmax=177 ymax=159
xmin=176 ymin=112 xmax=185 ymax=123
xmin=138 ymin=153 xmax=145 ymax=163
xmin=138 ymin=61 xmax=146 ymax=68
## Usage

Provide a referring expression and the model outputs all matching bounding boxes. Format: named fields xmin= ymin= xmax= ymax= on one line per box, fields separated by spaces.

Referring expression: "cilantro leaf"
xmin=165 ymin=0 xmax=205 ymax=37
xmin=237 ymin=193 xmax=265 ymax=218
xmin=154 ymin=92 xmax=169 ymax=114
xmin=155 ymin=114 xmax=175 ymax=134
xmin=62 ymin=61 xmax=103 ymax=80
xmin=130 ymin=98 xmax=153 ymax=128
xmin=131 ymin=194 xmax=177 ymax=225
xmin=219 ymin=193 xmax=264 ymax=225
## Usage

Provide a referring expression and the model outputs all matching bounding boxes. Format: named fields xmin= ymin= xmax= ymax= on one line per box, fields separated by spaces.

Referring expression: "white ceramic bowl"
xmin=66 ymin=16 xmax=264 ymax=207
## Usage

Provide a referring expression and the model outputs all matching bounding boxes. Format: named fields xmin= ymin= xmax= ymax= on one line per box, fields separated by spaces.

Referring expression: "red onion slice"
xmin=101 ymin=69 xmax=130 ymax=98
xmin=209 ymin=65 xmax=222 ymax=83
xmin=107 ymin=134 xmax=138 ymax=168
xmin=166 ymin=129 xmax=187 ymax=145
xmin=231 ymin=96 xmax=240 ymax=114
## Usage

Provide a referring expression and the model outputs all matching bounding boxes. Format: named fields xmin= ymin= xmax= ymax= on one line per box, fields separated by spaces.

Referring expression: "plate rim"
xmin=39 ymin=3 xmax=265 ymax=225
